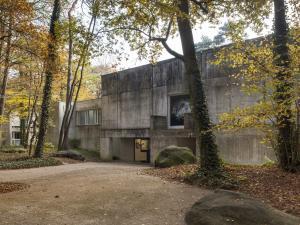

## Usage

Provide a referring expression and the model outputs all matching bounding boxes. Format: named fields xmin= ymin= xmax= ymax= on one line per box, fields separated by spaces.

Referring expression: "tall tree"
xmin=273 ymin=0 xmax=298 ymax=170
xmin=214 ymin=0 xmax=299 ymax=171
xmin=0 ymin=14 xmax=12 ymax=115
xmin=34 ymin=0 xmax=61 ymax=157
xmin=58 ymin=0 xmax=99 ymax=150
xmin=176 ymin=0 xmax=221 ymax=172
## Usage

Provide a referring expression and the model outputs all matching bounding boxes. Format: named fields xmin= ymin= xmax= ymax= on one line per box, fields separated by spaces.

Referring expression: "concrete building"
xmin=64 ymin=46 xmax=276 ymax=165
xmin=0 ymin=116 xmax=22 ymax=146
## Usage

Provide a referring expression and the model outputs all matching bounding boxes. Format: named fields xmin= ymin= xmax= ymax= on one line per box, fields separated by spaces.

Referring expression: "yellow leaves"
xmin=0 ymin=115 xmax=8 ymax=125
xmin=217 ymin=102 xmax=275 ymax=133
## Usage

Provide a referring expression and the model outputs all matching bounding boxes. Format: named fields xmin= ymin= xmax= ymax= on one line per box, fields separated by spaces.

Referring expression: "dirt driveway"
xmin=0 ymin=162 xmax=209 ymax=225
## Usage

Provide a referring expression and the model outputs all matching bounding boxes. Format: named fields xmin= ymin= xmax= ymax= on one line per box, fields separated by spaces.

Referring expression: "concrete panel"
xmin=216 ymin=130 xmax=276 ymax=165
xmin=74 ymin=125 xmax=100 ymax=151
xmin=152 ymin=86 xmax=167 ymax=116
xmin=120 ymin=138 xmax=135 ymax=161
xmin=119 ymin=90 xmax=151 ymax=129
xmin=118 ymin=65 xmax=152 ymax=92
xmin=100 ymin=138 xmax=112 ymax=160
xmin=101 ymin=95 xmax=118 ymax=129
xmin=106 ymin=138 xmax=135 ymax=161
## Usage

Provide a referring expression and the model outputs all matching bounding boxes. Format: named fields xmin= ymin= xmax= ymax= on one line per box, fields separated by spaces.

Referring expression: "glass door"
xmin=134 ymin=139 xmax=150 ymax=163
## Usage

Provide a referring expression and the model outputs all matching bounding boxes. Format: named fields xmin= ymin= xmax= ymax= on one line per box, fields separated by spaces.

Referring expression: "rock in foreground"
xmin=185 ymin=190 xmax=300 ymax=225
xmin=155 ymin=145 xmax=196 ymax=168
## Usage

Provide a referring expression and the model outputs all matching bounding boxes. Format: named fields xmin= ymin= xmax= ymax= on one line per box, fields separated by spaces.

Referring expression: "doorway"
xmin=134 ymin=138 xmax=150 ymax=163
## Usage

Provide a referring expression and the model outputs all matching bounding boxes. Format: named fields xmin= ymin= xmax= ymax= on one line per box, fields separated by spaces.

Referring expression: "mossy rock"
xmin=155 ymin=145 xmax=196 ymax=168
xmin=185 ymin=190 xmax=300 ymax=225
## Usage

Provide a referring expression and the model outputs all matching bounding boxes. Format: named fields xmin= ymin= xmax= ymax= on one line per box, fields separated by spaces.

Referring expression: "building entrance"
xmin=134 ymin=139 xmax=150 ymax=163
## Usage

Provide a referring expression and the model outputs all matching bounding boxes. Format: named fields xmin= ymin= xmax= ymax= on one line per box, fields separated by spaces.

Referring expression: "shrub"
xmin=155 ymin=145 xmax=196 ymax=168
xmin=0 ymin=146 xmax=27 ymax=154
xmin=44 ymin=142 xmax=56 ymax=153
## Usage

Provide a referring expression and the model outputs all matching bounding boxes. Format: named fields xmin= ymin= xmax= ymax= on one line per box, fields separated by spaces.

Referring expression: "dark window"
xmin=76 ymin=109 xmax=100 ymax=126
xmin=12 ymin=131 xmax=21 ymax=140
xmin=170 ymin=95 xmax=191 ymax=126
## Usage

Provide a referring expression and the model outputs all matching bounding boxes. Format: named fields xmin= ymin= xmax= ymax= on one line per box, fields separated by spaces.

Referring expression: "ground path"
xmin=0 ymin=162 xmax=209 ymax=225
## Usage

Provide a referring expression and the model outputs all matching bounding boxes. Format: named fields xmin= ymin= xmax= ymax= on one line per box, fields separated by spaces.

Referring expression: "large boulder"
xmin=185 ymin=189 xmax=300 ymax=225
xmin=52 ymin=150 xmax=85 ymax=161
xmin=154 ymin=145 xmax=196 ymax=168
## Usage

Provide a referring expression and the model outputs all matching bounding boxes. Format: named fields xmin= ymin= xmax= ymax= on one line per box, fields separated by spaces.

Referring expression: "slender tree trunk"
xmin=59 ymin=14 xmax=96 ymax=150
xmin=62 ymin=55 xmax=88 ymax=149
xmin=0 ymin=15 xmax=12 ymax=116
xmin=0 ymin=13 xmax=5 ymax=61
xmin=29 ymin=113 xmax=38 ymax=156
xmin=34 ymin=0 xmax=61 ymax=157
xmin=20 ymin=118 xmax=26 ymax=146
xmin=273 ymin=0 xmax=299 ymax=170
xmin=25 ymin=94 xmax=38 ymax=149
xmin=177 ymin=0 xmax=221 ymax=172
xmin=58 ymin=0 xmax=78 ymax=151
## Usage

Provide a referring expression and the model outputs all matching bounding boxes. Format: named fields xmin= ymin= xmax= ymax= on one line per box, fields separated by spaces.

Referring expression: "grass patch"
xmin=0 ymin=157 xmax=62 ymax=170
xmin=0 ymin=152 xmax=29 ymax=162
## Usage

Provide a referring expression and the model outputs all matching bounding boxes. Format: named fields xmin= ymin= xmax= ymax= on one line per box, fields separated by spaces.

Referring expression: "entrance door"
xmin=134 ymin=139 xmax=150 ymax=163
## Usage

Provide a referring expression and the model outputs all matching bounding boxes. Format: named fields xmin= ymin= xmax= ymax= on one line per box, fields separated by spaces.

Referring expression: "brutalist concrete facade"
xmin=69 ymin=47 xmax=276 ymax=165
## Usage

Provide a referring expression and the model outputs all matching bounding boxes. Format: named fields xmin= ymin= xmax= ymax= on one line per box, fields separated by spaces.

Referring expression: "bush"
xmin=44 ymin=142 xmax=56 ymax=153
xmin=0 ymin=146 xmax=27 ymax=154
xmin=155 ymin=145 xmax=196 ymax=168
xmin=0 ymin=157 xmax=62 ymax=170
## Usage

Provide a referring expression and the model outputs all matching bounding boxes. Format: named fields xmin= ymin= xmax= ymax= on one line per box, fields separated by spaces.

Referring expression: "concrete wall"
xmin=70 ymin=99 xmax=101 ymax=151
xmin=47 ymin=102 xmax=65 ymax=146
xmin=99 ymin=46 xmax=276 ymax=165
xmin=100 ymin=137 xmax=135 ymax=161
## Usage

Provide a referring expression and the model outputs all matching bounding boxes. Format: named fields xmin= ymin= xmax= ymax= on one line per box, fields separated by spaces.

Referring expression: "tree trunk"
xmin=59 ymin=13 xmax=96 ymax=150
xmin=273 ymin=0 xmax=298 ymax=170
xmin=20 ymin=118 xmax=26 ymax=147
xmin=0 ymin=15 xmax=12 ymax=116
xmin=177 ymin=0 xmax=221 ymax=172
xmin=34 ymin=0 xmax=61 ymax=157
xmin=58 ymin=0 xmax=78 ymax=151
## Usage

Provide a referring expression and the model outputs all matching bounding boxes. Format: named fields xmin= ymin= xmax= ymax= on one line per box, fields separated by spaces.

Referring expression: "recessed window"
xmin=170 ymin=95 xmax=191 ymax=127
xmin=76 ymin=109 xmax=100 ymax=126
xmin=12 ymin=131 xmax=21 ymax=140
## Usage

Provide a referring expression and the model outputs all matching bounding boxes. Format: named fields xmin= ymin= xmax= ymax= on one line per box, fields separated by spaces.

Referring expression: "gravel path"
xmin=0 ymin=162 xmax=209 ymax=225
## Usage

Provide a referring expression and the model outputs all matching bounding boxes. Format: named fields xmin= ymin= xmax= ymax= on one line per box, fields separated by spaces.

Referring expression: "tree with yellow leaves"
xmin=216 ymin=0 xmax=300 ymax=171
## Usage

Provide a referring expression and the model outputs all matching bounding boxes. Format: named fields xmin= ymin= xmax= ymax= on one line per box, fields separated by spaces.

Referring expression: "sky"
xmin=92 ymin=18 xmax=273 ymax=71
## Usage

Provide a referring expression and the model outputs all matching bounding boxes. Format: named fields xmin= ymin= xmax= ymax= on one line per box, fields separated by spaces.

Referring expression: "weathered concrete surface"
xmin=61 ymin=44 xmax=275 ymax=165
xmin=98 ymin=47 xmax=276 ymax=165
xmin=72 ymin=99 xmax=101 ymax=151
xmin=0 ymin=163 xmax=210 ymax=225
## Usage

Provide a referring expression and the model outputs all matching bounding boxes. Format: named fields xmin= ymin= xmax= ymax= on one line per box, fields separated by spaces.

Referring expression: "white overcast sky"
xmin=92 ymin=17 xmax=273 ymax=70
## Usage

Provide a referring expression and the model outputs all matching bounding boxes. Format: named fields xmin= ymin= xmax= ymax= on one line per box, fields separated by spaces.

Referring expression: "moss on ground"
xmin=0 ymin=157 xmax=62 ymax=170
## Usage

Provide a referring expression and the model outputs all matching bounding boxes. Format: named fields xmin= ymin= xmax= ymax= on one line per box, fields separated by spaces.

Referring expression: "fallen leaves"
xmin=143 ymin=164 xmax=300 ymax=216
xmin=0 ymin=182 xmax=29 ymax=194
